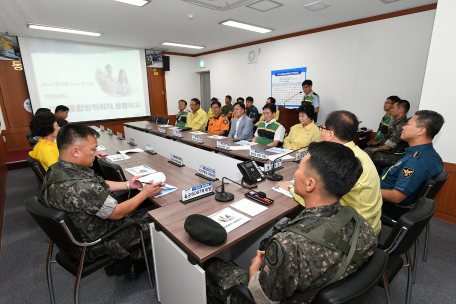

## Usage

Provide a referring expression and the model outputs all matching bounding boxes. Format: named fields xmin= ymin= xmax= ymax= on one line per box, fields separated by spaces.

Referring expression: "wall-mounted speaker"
xmin=163 ymin=56 xmax=170 ymax=71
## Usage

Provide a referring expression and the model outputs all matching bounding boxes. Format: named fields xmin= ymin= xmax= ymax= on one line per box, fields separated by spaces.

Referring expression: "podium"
xmin=278 ymin=106 xmax=300 ymax=134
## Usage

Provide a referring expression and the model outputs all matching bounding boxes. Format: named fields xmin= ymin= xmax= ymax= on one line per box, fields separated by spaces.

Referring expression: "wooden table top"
xmin=124 ymin=121 xmax=300 ymax=164
xmin=148 ymin=161 xmax=300 ymax=264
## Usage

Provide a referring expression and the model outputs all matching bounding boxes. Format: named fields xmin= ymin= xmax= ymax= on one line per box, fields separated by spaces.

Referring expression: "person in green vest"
xmin=175 ymin=99 xmax=189 ymax=128
xmin=252 ymin=103 xmax=285 ymax=147
xmin=301 ymin=79 xmax=320 ymax=123
xmin=366 ymin=95 xmax=400 ymax=147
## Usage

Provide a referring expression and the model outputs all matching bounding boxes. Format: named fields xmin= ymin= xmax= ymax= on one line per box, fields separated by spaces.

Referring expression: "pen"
xmin=254 ymin=194 xmax=271 ymax=202
xmin=264 ymin=147 xmax=271 ymax=151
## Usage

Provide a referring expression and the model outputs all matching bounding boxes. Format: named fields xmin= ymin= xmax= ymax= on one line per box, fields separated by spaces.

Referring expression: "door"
xmin=200 ymin=72 xmax=211 ymax=113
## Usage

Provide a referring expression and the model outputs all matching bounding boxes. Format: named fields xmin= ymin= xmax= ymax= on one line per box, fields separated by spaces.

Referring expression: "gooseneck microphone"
xmin=267 ymin=145 xmax=309 ymax=181
xmin=215 ymin=177 xmax=257 ymax=202
xmin=283 ymin=91 xmax=302 ymax=106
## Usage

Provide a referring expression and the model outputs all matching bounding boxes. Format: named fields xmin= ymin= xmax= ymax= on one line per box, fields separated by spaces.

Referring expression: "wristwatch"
xmin=126 ymin=181 xmax=131 ymax=191
xmin=288 ymin=184 xmax=293 ymax=191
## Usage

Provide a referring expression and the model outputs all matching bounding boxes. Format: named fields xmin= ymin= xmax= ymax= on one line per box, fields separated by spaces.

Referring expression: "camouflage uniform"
xmin=204 ymin=202 xmax=378 ymax=304
xmin=42 ymin=159 xmax=151 ymax=262
xmin=364 ymin=115 xmax=409 ymax=166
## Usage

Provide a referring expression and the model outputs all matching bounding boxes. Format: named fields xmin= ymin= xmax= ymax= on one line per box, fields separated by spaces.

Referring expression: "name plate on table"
xmin=145 ymin=145 xmax=157 ymax=155
xmin=217 ymin=141 xmax=231 ymax=151
xmin=107 ymin=128 xmax=113 ymax=135
xmin=158 ymin=127 xmax=166 ymax=134
xmin=197 ymin=164 xmax=217 ymax=181
xmin=128 ymin=137 xmax=137 ymax=146
xmin=168 ymin=154 xmax=184 ymax=167
xmin=295 ymin=150 xmax=308 ymax=162
xmin=145 ymin=124 xmax=152 ymax=130
xmin=117 ymin=132 xmax=124 ymax=140
xmin=181 ymin=182 xmax=215 ymax=204
xmin=264 ymin=159 xmax=283 ymax=172
xmin=250 ymin=148 xmax=268 ymax=160
xmin=100 ymin=125 xmax=105 ymax=131
xmin=192 ymin=135 xmax=203 ymax=144
xmin=173 ymin=129 xmax=183 ymax=138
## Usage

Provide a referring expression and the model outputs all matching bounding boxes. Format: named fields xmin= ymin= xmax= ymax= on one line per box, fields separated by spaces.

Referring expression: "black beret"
xmin=184 ymin=214 xmax=227 ymax=246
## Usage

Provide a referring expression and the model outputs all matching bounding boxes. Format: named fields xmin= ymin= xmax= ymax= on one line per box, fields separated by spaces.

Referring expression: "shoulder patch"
xmin=410 ymin=151 xmax=421 ymax=159
xmin=223 ymin=119 xmax=228 ymax=124
xmin=265 ymin=240 xmax=283 ymax=269
xmin=402 ymin=167 xmax=415 ymax=179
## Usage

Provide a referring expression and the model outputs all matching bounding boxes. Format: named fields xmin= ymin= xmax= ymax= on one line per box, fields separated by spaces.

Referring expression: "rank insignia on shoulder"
xmin=394 ymin=161 xmax=402 ymax=167
xmin=410 ymin=151 xmax=421 ymax=159
xmin=265 ymin=240 xmax=283 ymax=268
xmin=402 ymin=167 xmax=415 ymax=179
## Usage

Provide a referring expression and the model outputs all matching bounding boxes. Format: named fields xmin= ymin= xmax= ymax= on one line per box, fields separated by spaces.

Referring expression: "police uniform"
xmin=208 ymin=114 xmax=230 ymax=135
xmin=204 ymin=202 xmax=378 ymax=304
xmin=176 ymin=110 xmax=189 ymax=128
xmin=381 ymin=143 xmax=443 ymax=219
xmin=42 ymin=159 xmax=151 ymax=262
xmin=301 ymin=90 xmax=320 ymax=123
xmin=254 ymin=118 xmax=285 ymax=146
xmin=245 ymin=105 xmax=259 ymax=124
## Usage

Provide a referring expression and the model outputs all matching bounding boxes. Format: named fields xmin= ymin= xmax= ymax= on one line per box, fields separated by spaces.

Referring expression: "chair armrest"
xmin=227 ymin=284 xmax=255 ymax=303
xmin=100 ymin=221 xmax=142 ymax=242
xmin=396 ymin=203 xmax=416 ymax=209
xmin=381 ymin=214 xmax=396 ymax=225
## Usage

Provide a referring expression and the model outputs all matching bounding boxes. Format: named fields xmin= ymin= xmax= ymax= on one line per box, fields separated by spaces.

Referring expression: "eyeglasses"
xmin=318 ymin=126 xmax=327 ymax=131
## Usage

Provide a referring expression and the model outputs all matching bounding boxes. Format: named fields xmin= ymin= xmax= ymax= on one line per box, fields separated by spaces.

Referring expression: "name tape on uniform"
xmin=295 ymin=150 xmax=308 ymax=162
xmin=264 ymin=159 xmax=282 ymax=172
xmin=192 ymin=135 xmax=203 ymax=143
xmin=250 ymin=148 xmax=268 ymax=160
xmin=173 ymin=129 xmax=182 ymax=138
xmin=217 ymin=141 xmax=230 ymax=151
xmin=100 ymin=125 xmax=105 ymax=131
xmin=170 ymin=154 xmax=183 ymax=166
xmin=158 ymin=127 xmax=166 ymax=134
xmin=181 ymin=182 xmax=213 ymax=203
xmin=198 ymin=164 xmax=216 ymax=180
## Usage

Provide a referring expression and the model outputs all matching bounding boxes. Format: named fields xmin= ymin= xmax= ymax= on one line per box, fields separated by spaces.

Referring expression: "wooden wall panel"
xmin=433 ymin=162 xmax=456 ymax=224
xmin=0 ymin=130 xmax=8 ymax=257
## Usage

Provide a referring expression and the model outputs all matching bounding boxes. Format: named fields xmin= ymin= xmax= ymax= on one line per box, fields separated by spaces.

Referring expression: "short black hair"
xmin=246 ymin=96 xmax=253 ymax=102
xmin=55 ymin=105 xmax=69 ymax=113
xmin=397 ymin=100 xmax=410 ymax=113
xmin=35 ymin=108 xmax=51 ymax=115
xmin=306 ymin=141 xmax=363 ymax=200
xmin=226 ymin=95 xmax=232 ymax=100
xmin=29 ymin=112 xmax=57 ymax=137
xmin=191 ymin=98 xmax=201 ymax=106
xmin=237 ymin=97 xmax=244 ymax=103
xmin=387 ymin=96 xmax=401 ymax=103
xmin=179 ymin=99 xmax=187 ymax=106
xmin=234 ymin=102 xmax=245 ymax=110
xmin=57 ymin=118 xmax=68 ymax=127
xmin=262 ymin=103 xmax=276 ymax=114
xmin=211 ymin=97 xmax=218 ymax=102
xmin=267 ymin=97 xmax=276 ymax=104
xmin=302 ymin=80 xmax=313 ymax=87
xmin=57 ymin=124 xmax=100 ymax=151
xmin=211 ymin=100 xmax=221 ymax=108
xmin=298 ymin=104 xmax=315 ymax=120
xmin=325 ymin=110 xmax=359 ymax=142
xmin=415 ymin=110 xmax=445 ymax=139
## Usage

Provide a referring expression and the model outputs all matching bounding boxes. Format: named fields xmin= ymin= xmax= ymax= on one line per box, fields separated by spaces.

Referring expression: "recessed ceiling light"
xmin=27 ymin=23 xmax=102 ymax=36
xmin=220 ymin=19 xmax=273 ymax=33
xmin=111 ymin=0 xmax=150 ymax=7
xmin=162 ymin=42 xmax=205 ymax=49
xmin=303 ymin=1 xmax=330 ymax=11
xmin=379 ymin=0 xmax=401 ymax=3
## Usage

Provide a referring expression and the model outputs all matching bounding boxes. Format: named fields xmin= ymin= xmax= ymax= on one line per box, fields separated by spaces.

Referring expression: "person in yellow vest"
xmin=208 ymin=100 xmax=230 ymax=135
xmin=301 ymin=79 xmax=320 ymax=123
xmin=277 ymin=110 xmax=382 ymax=235
xmin=255 ymin=97 xmax=280 ymax=126
xmin=252 ymin=103 xmax=285 ymax=147
xmin=175 ymin=99 xmax=189 ymax=128
xmin=29 ymin=111 xmax=60 ymax=171
xmin=283 ymin=104 xmax=321 ymax=150
xmin=186 ymin=98 xmax=208 ymax=132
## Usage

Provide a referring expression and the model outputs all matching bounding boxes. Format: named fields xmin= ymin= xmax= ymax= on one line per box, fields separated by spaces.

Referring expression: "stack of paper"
xmin=97 ymin=145 xmax=107 ymax=151
xmin=236 ymin=141 xmax=257 ymax=146
xmin=158 ymin=124 xmax=172 ymax=127
xmin=229 ymin=146 xmax=252 ymax=151
xmin=190 ymin=131 xmax=206 ymax=135
xmin=137 ymin=172 xmax=166 ymax=184
xmin=125 ymin=165 xmax=157 ymax=176
xmin=231 ymin=199 xmax=268 ymax=216
xmin=207 ymin=135 xmax=227 ymax=139
xmin=106 ymin=154 xmax=131 ymax=162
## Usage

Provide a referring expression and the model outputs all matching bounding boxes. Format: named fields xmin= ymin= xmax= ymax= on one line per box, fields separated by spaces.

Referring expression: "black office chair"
xmin=97 ymin=157 xmax=127 ymax=182
xmin=148 ymin=115 xmax=158 ymax=123
xmin=26 ymin=132 xmax=39 ymax=150
xmin=24 ymin=196 xmax=154 ymax=304
xmin=379 ymin=197 xmax=435 ymax=304
xmin=26 ymin=156 xmax=46 ymax=187
xmin=156 ymin=116 xmax=169 ymax=125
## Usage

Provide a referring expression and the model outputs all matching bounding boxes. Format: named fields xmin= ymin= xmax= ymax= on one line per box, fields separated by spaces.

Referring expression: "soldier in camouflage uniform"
xmin=364 ymin=100 xmax=410 ymax=166
xmin=204 ymin=142 xmax=378 ymax=304
xmin=41 ymin=124 xmax=164 ymax=278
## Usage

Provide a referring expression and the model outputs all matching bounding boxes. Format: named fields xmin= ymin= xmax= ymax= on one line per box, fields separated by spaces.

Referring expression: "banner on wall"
xmin=0 ymin=35 xmax=20 ymax=60
xmin=145 ymin=50 xmax=162 ymax=68
xmin=271 ymin=67 xmax=306 ymax=108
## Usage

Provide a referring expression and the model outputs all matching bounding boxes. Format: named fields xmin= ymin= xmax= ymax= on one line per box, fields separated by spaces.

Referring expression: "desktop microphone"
xmin=215 ymin=177 xmax=257 ymax=202
xmin=267 ymin=145 xmax=309 ymax=181
xmin=283 ymin=91 xmax=302 ymax=106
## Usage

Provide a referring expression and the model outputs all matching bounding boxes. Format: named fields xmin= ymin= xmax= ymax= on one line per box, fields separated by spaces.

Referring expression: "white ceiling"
xmin=0 ymin=0 xmax=436 ymax=55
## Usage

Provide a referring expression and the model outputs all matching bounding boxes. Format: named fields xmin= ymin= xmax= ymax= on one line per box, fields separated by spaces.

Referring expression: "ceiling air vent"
xmin=182 ymin=0 xmax=254 ymax=11
xmin=303 ymin=1 xmax=329 ymax=11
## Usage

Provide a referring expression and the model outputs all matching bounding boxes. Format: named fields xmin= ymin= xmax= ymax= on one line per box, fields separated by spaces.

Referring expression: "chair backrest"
xmin=382 ymin=197 xmax=435 ymax=257
xmin=417 ymin=169 xmax=449 ymax=202
xmin=156 ymin=116 xmax=169 ymax=125
xmin=312 ymin=248 xmax=388 ymax=304
xmin=149 ymin=115 xmax=158 ymax=123
xmin=27 ymin=156 xmax=46 ymax=183
xmin=24 ymin=196 xmax=82 ymax=249
xmin=97 ymin=157 xmax=127 ymax=182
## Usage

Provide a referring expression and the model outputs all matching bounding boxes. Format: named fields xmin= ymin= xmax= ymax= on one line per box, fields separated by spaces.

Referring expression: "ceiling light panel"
xmin=246 ymin=0 xmax=283 ymax=12
xmin=162 ymin=42 xmax=205 ymax=49
xmin=112 ymin=0 xmax=150 ymax=7
xmin=182 ymin=0 xmax=253 ymax=11
xmin=27 ymin=23 xmax=102 ymax=36
xmin=220 ymin=20 xmax=273 ymax=33
xmin=303 ymin=1 xmax=330 ymax=11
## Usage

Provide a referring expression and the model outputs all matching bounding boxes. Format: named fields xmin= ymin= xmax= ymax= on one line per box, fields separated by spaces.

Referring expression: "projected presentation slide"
xmin=19 ymin=37 xmax=150 ymax=123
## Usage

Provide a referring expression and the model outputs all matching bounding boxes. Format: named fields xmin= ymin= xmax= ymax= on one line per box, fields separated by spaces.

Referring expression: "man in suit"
xmin=228 ymin=102 xmax=254 ymax=141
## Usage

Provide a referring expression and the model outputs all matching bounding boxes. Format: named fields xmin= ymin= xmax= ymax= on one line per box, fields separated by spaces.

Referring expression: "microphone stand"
xmin=283 ymin=91 xmax=302 ymax=106
xmin=215 ymin=177 xmax=257 ymax=202
xmin=267 ymin=145 xmax=309 ymax=181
